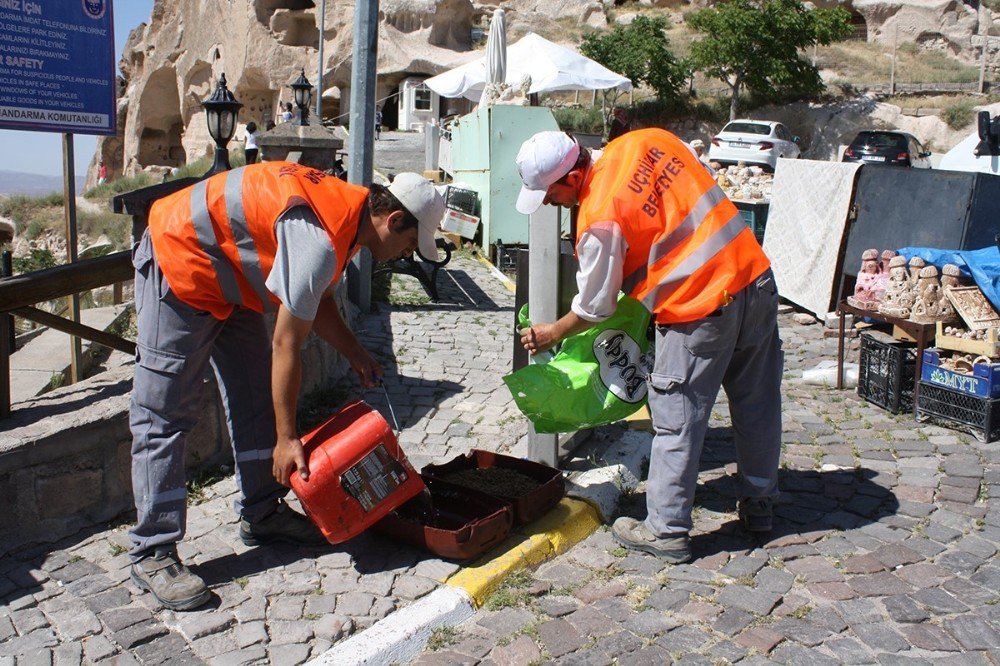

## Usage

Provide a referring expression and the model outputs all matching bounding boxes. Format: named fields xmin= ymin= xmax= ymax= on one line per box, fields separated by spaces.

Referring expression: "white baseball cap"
xmin=388 ymin=172 xmax=446 ymax=260
xmin=515 ymin=131 xmax=580 ymax=215
xmin=690 ymin=139 xmax=705 ymax=149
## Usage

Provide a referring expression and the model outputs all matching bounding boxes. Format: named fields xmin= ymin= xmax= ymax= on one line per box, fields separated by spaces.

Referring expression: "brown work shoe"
xmin=130 ymin=548 xmax=210 ymax=611
xmin=239 ymin=500 xmax=327 ymax=547
xmin=612 ymin=517 xmax=691 ymax=563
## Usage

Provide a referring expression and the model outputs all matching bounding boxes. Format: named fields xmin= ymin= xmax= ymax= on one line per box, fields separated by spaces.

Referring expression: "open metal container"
xmin=421 ymin=449 xmax=565 ymax=525
xmin=373 ymin=476 xmax=514 ymax=560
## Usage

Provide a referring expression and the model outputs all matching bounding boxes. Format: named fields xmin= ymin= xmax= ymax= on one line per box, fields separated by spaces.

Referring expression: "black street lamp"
xmin=291 ymin=69 xmax=313 ymax=126
xmin=202 ymin=73 xmax=243 ymax=174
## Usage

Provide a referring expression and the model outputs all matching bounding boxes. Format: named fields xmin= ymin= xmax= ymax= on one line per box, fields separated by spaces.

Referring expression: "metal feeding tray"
xmin=421 ymin=449 xmax=565 ymax=525
xmin=373 ymin=476 xmax=513 ymax=561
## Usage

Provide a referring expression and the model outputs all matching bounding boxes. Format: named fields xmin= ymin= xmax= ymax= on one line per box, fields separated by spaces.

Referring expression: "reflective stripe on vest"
xmin=641 ymin=211 xmax=746 ymax=313
xmin=576 ymin=128 xmax=770 ymax=324
xmin=221 ymin=168 xmax=272 ymax=310
xmin=189 ymin=178 xmax=245 ymax=307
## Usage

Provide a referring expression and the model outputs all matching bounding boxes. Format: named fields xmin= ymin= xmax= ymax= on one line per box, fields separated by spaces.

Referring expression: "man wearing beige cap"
xmin=128 ymin=162 xmax=444 ymax=610
xmin=515 ymin=129 xmax=782 ymax=564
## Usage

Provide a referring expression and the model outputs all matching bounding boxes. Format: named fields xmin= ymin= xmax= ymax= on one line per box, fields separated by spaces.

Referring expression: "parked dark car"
xmin=842 ymin=131 xmax=932 ymax=168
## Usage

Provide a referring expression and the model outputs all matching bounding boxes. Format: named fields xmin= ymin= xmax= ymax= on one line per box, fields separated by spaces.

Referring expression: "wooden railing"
xmin=0 ymin=177 xmax=199 ymax=417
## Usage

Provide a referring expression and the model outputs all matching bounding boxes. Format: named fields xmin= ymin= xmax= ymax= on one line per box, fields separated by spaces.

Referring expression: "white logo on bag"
xmin=595 ymin=330 xmax=648 ymax=404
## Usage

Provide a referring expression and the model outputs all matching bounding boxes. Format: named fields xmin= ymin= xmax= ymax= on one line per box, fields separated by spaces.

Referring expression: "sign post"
xmin=0 ymin=0 xmax=116 ymax=386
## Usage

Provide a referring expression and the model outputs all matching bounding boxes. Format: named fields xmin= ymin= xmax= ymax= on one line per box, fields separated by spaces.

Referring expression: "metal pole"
xmin=346 ymin=0 xmax=379 ymax=311
xmin=63 ymin=133 xmax=82 ymax=384
xmin=316 ymin=0 xmax=326 ymax=121
xmin=980 ymin=10 xmax=990 ymax=95
xmin=527 ymin=204 xmax=561 ymax=467
xmin=890 ymin=25 xmax=897 ymax=96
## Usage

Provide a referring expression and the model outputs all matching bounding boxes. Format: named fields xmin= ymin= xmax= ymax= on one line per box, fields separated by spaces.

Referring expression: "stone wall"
xmin=0 ymin=289 xmax=358 ymax=557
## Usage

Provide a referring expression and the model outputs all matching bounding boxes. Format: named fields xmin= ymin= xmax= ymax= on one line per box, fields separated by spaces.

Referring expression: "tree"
xmin=580 ymin=16 xmax=689 ymax=136
xmin=687 ymin=0 xmax=852 ymax=120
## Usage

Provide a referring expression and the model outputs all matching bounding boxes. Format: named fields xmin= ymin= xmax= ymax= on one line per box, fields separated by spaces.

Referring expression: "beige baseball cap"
xmin=387 ymin=173 xmax=446 ymax=260
xmin=515 ymin=131 xmax=580 ymax=215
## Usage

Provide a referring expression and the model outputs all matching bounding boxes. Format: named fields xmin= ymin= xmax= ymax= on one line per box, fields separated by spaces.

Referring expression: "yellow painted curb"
xmin=475 ymin=253 xmax=517 ymax=294
xmin=445 ymin=497 xmax=603 ymax=607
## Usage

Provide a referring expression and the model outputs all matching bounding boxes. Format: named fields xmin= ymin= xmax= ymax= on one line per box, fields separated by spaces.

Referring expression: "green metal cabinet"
xmin=450 ymin=105 xmax=562 ymax=250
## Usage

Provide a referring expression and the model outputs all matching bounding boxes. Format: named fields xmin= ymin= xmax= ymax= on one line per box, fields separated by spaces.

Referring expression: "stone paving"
xmin=0 ymin=253 xmax=529 ymax=665
xmin=414 ymin=322 xmax=1000 ymax=665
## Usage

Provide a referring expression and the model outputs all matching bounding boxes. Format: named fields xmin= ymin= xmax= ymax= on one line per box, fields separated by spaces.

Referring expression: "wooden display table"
xmin=836 ymin=301 xmax=936 ymax=415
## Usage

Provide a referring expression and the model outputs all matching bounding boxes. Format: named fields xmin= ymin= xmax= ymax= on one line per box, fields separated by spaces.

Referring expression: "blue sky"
xmin=0 ymin=0 xmax=155 ymax=177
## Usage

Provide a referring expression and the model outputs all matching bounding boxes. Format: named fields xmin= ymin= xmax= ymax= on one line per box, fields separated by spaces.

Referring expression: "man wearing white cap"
xmin=128 ymin=162 xmax=444 ymax=610
xmin=515 ymin=129 xmax=782 ymax=564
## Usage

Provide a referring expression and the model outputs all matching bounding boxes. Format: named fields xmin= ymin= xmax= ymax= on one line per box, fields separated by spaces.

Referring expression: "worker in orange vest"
xmin=515 ymin=129 xmax=782 ymax=564
xmin=128 ymin=162 xmax=445 ymax=610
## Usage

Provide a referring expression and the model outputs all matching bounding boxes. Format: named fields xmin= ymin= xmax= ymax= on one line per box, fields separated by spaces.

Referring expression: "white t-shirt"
xmin=245 ymin=131 xmax=259 ymax=150
xmin=265 ymin=205 xmax=339 ymax=321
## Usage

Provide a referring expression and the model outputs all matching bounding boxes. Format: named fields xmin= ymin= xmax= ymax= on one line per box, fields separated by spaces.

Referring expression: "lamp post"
xmin=202 ymin=73 xmax=242 ymax=175
xmin=291 ymin=69 xmax=313 ymax=126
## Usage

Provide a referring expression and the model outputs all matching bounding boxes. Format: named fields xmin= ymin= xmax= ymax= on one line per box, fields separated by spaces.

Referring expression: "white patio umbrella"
xmin=425 ymin=33 xmax=632 ymax=102
xmin=485 ymin=9 xmax=507 ymax=88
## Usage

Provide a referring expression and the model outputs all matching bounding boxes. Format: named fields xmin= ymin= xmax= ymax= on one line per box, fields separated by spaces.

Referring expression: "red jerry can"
xmin=291 ymin=400 xmax=425 ymax=544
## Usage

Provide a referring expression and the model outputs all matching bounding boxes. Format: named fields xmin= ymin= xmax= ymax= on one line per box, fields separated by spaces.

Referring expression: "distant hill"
xmin=0 ymin=170 xmax=87 ymax=197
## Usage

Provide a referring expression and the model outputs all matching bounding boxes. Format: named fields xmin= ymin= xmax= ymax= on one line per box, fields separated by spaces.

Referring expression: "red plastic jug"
xmin=291 ymin=400 xmax=425 ymax=544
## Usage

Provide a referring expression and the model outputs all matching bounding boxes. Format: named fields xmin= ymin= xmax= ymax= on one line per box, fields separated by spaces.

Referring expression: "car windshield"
xmin=853 ymin=132 xmax=907 ymax=150
xmin=723 ymin=122 xmax=771 ymax=135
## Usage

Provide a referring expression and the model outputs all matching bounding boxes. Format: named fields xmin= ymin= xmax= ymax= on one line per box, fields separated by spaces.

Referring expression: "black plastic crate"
xmin=857 ymin=331 xmax=916 ymax=414
xmin=445 ymin=187 xmax=478 ymax=216
xmin=916 ymin=381 xmax=1000 ymax=443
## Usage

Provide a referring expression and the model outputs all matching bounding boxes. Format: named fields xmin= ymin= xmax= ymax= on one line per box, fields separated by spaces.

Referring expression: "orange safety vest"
xmin=148 ymin=162 xmax=369 ymax=319
xmin=577 ymin=128 xmax=770 ymax=325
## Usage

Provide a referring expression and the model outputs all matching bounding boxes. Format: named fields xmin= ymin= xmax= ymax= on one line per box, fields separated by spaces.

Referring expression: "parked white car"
xmin=709 ymin=120 xmax=801 ymax=171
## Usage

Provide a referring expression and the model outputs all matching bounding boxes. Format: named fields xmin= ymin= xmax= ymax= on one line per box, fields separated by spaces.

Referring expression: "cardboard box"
xmin=441 ymin=209 xmax=480 ymax=240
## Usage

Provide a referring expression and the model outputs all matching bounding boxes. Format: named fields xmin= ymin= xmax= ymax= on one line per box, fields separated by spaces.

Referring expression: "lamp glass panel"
xmin=219 ymin=111 xmax=236 ymax=141
xmin=206 ymin=109 xmax=221 ymax=141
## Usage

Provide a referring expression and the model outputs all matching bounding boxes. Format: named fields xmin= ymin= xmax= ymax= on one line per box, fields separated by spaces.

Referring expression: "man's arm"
xmin=520 ymin=220 xmax=627 ymax=354
xmin=271 ymin=305 xmax=313 ymax=487
xmin=312 ymin=292 xmax=383 ymax=387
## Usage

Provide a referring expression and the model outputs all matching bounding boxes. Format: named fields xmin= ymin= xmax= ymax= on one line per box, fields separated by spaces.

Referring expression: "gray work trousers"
xmin=645 ymin=269 xmax=783 ymax=536
xmin=128 ymin=231 xmax=286 ymax=560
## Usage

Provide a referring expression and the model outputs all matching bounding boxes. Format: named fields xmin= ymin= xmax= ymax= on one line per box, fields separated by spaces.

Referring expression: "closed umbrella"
xmin=485 ymin=9 xmax=506 ymax=87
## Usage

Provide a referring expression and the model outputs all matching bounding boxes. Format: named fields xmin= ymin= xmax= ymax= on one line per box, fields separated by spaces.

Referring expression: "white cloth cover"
xmin=762 ymin=159 xmax=862 ymax=318
xmin=939 ymin=131 xmax=1000 ymax=175
xmin=424 ymin=32 xmax=632 ymax=101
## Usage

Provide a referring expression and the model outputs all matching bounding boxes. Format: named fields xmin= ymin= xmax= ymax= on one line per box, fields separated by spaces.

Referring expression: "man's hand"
xmin=348 ymin=347 xmax=383 ymax=388
xmin=520 ymin=323 xmax=560 ymax=355
xmin=273 ymin=436 xmax=309 ymax=487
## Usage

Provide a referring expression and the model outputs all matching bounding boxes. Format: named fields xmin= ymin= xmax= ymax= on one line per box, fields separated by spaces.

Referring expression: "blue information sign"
xmin=0 ymin=0 xmax=115 ymax=135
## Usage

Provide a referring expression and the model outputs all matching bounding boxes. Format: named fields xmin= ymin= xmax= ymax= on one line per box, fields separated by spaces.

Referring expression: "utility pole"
xmin=980 ymin=9 xmax=991 ymax=94
xmin=527 ymin=204 xmax=561 ymax=467
xmin=316 ymin=0 xmax=326 ymax=121
xmin=890 ymin=24 xmax=897 ymax=96
xmin=346 ymin=0 xmax=378 ymax=310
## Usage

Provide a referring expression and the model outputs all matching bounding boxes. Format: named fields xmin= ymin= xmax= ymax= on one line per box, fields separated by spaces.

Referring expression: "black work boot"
xmin=738 ymin=497 xmax=774 ymax=532
xmin=130 ymin=548 xmax=211 ymax=611
xmin=239 ymin=499 xmax=327 ymax=547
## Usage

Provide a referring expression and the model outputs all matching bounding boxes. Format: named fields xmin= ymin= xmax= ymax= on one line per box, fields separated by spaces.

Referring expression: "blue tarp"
xmin=898 ymin=245 xmax=1000 ymax=312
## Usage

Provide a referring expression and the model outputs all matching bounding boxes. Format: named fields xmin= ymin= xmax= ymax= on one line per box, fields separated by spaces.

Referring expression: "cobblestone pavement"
xmin=0 ymin=253 xmax=529 ymax=665
xmin=414 ymin=322 xmax=1000 ymax=665
xmin=373 ymin=130 xmax=427 ymax=178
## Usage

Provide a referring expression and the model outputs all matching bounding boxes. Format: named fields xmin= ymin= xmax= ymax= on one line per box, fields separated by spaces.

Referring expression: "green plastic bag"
xmin=504 ymin=296 xmax=652 ymax=433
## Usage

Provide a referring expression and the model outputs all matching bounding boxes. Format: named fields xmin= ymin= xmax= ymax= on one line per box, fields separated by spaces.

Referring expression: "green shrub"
xmin=83 ymin=172 xmax=156 ymax=201
xmin=942 ymin=98 xmax=976 ymax=130
xmin=552 ymin=106 xmax=604 ymax=134
xmin=12 ymin=248 xmax=57 ymax=274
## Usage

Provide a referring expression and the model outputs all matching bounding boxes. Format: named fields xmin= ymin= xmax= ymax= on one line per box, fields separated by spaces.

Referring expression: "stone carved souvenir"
xmin=873 ymin=249 xmax=898 ymax=301
xmin=937 ymin=264 xmax=961 ymax=321
xmin=907 ymin=257 xmax=925 ymax=289
xmin=910 ymin=265 xmax=945 ymax=324
xmin=847 ymin=248 xmax=882 ymax=310
xmin=879 ymin=255 xmax=915 ymax=318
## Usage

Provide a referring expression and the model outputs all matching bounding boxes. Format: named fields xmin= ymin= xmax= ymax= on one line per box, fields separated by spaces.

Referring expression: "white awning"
xmin=424 ymin=32 xmax=632 ymax=101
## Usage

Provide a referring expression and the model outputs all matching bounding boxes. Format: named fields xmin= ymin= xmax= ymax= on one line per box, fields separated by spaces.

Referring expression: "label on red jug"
xmin=341 ymin=444 xmax=410 ymax=512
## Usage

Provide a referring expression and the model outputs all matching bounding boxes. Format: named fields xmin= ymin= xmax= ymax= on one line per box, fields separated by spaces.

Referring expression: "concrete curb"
xmin=474 ymin=253 xmax=516 ymax=294
xmin=308 ymin=429 xmax=653 ymax=666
